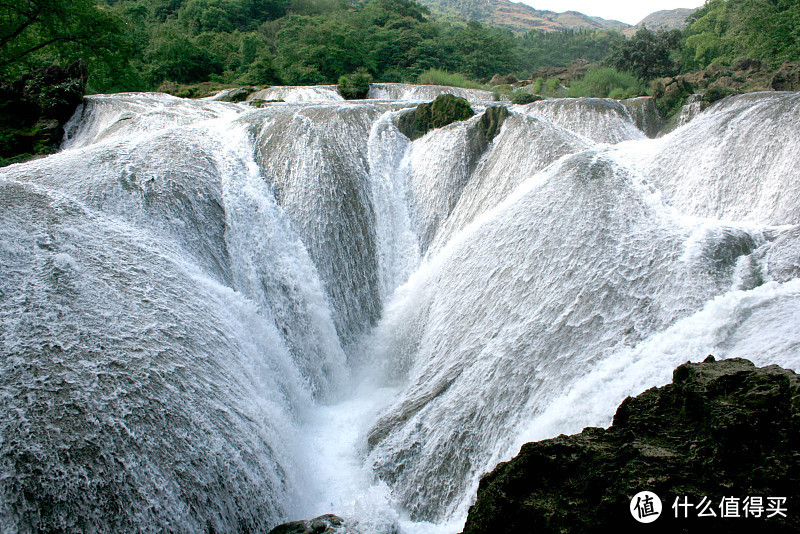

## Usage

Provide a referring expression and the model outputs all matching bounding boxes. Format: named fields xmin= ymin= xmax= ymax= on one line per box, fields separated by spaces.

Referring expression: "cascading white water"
xmin=1 ymin=86 xmax=798 ymax=533
xmin=248 ymin=85 xmax=345 ymax=103
xmin=368 ymin=83 xmax=496 ymax=105
xmin=615 ymin=91 xmax=800 ymax=226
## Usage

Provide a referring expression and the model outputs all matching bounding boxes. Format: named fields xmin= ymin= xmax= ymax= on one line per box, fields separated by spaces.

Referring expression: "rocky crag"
xmin=462 ymin=357 xmax=800 ymax=533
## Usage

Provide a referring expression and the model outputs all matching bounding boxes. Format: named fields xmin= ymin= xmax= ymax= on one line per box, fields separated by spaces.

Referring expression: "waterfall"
xmin=247 ymin=85 xmax=345 ymax=103
xmin=368 ymin=83 xmax=496 ymax=105
xmin=1 ymin=87 xmax=798 ymax=533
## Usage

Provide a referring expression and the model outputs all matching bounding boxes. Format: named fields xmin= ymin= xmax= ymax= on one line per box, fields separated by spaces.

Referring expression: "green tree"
xmin=338 ymin=67 xmax=373 ymax=99
xmin=146 ymin=24 xmax=223 ymax=83
xmin=517 ymin=29 xmax=623 ymax=74
xmin=0 ymin=0 xmax=129 ymax=86
xmin=440 ymin=21 xmax=516 ymax=82
xmin=682 ymin=0 xmax=800 ymax=69
xmin=275 ymin=15 xmax=363 ymax=83
xmin=606 ymin=27 xmax=681 ymax=81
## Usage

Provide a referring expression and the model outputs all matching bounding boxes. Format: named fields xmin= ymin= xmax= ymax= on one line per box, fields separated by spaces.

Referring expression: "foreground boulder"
xmin=463 ymin=357 xmax=799 ymax=533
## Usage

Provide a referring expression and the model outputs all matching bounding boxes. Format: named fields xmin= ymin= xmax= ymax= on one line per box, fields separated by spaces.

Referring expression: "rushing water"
xmin=1 ymin=87 xmax=799 ymax=533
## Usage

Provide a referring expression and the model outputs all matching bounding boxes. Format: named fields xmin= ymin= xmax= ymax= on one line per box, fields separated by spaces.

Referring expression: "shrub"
xmin=338 ymin=68 xmax=373 ymax=99
xmin=651 ymin=78 xmax=694 ymax=118
xmin=545 ymin=77 xmax=561 ymax=93
xmin=567 ymin=67 xmax=645 ymax=99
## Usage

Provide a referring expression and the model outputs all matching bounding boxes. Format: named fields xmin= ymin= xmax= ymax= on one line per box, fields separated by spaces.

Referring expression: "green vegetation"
xmin=1 ymin=0 xmax=638 ymax=93
xmin=0 ymin=0 xmax=797 ymax=140
xmin=606 ymin=27 xmax=682 ymax=81
xmin=338 ymin=68 xmax=373 ymax=99
xmin=0 ymin=61 xmax=88 ymax=166
xmin=0 ymin=0 xmax=133 ymax=92
xmin=567 ymin=67 xmax=645 ymax=99
xmin=682 ymin=0 xmax=800 ymax=70
xmin=516 ymin=30 xmax=624 ymax=75
xmin=509 ymin=91 xmax=542 ymax=104
xmin=650 ymin=77 xmax=694 ymax=118
xmin=416 ymin=69 xmax=485 ymax=89
xmin=396 ymin=93 xmax=474 ymax=140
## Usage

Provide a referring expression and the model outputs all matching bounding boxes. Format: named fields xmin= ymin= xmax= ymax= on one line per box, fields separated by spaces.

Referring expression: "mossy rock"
xmin=510 ymin=91 xmax=543 ymax=105
xmin=397 ymin=94 xmax=475 ymax=140
xmin=477 ymin=106 xmax=509 ymax=142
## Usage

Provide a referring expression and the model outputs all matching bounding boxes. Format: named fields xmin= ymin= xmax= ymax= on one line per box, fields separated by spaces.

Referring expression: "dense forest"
xmin=0 ymin=0 xmax=641 ymax=92
xmin=1 ymin=0 xmax=799 ymax=93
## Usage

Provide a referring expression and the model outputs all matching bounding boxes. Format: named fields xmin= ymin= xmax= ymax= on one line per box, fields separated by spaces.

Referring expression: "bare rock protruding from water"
xmin=269 ymin=514 xmax=347 ymax=534
xmin=463 ymin=357 xmax=800 ymax=533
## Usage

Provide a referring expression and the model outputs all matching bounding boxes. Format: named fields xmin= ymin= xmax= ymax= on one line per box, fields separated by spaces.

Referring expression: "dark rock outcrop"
xmin=269 ymin=514 xmax=347 ymax=534
xmin=771 ymin=62 xmax=800 ymax=91
xmin=463 ymin=357 xmax=800 ymax=534
xmin=0 ymin=60 xmax=88 ymax=165
xmin=396 ymin=94 xmax=475 ymax=140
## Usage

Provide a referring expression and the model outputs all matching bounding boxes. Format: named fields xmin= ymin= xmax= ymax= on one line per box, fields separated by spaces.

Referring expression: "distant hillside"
xmin=635 ymin=7 xmax=697 ymax=30
xmin=418 ymin=0 xmax=630 ymax=33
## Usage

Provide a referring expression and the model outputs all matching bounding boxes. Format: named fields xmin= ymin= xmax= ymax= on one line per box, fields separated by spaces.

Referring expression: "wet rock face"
xmin=621 ymin=96 xmax=665 ymax=138
xmin=462 ymin=357 xmax=800 ymax=534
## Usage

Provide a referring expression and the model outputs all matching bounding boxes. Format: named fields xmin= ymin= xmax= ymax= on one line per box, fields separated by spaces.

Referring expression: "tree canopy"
xmin=682 ymin=0 xmax=800 ymax=69
xmin=0 ymin=0 xmax=129 ymax=88
xmin=2 ymin=0 xmax=799 ymax=94
xmin=606 ymin=27 xmax=682 ymax=81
